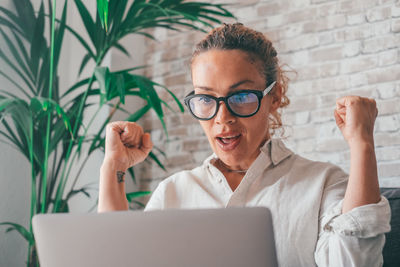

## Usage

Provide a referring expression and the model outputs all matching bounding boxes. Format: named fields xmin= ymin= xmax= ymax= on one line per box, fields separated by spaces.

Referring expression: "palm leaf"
xmin=126 ymin=191 xmax=151 ymax=202
xmin=53 ymin=0 xmax=68 ymax=69
xmin=78 ymin=53 xmax=92 ymax=77
xmin=74 ymin=0 xmax=97 ymax=48
xmin=0 ymin=48 xmax=36 ymax=95
xmin=97 ymin=0 xmax=109 ymax=32
xmin=148 ymin=151 xmax=166 ymax=171
xmin=0 ymin=7 xmax=24 ymax=37
xmin=0 ymin=222 xmax=34 ymax=244
xmin=29 ymin=2 xmax=46 ymax=80
xmin=12 ymin=0 xmax=36 ymax=39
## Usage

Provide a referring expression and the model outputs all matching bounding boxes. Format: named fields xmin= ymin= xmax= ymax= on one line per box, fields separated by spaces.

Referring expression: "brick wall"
xmin=134 ymin=0 xmax=400 ymax=196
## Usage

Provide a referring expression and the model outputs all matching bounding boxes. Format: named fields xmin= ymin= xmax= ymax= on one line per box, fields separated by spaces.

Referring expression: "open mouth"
xmin=216 ymin=134 xmax=242 ymax=150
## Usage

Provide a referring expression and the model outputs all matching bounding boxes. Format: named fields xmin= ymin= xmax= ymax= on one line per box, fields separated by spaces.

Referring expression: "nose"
xmin=214 ymin=101 xmax=236 ymax=125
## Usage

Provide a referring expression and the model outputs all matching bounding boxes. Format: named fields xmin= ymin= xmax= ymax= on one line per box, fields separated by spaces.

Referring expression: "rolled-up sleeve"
xmin=315 ymin=197 xmax=391 ymax=267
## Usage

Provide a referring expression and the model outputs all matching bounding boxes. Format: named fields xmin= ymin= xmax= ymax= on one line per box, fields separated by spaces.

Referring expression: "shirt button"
xmin=218 ymin=179 xmax=222 ymax=183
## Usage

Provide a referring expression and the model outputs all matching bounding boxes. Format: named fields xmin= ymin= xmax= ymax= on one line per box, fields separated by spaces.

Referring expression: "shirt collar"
xmin=261 ymin=139 xmax=293 ymax=166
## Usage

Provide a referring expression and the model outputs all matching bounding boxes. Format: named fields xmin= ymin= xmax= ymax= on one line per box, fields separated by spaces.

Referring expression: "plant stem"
xmin=27 ymin=115 xmax=36 ymax=266
xmin=54 ymin=48 xmax=107 ymax=212
xmin=68 ymin=101 xmax=120 ymax=192
xmin=53 ymin=72 xmax=97 ymax=212
xmin=41 ymin=0 xmax=57 ymax=213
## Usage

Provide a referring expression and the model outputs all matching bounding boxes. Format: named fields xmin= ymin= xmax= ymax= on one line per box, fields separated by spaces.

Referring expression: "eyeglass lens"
xmin=189 ymin=92 xmax=260 ymax=119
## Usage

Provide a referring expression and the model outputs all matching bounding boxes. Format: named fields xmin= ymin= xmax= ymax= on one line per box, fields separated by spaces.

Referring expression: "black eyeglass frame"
xmin=184 ymin=81 xmax=277 ymax=121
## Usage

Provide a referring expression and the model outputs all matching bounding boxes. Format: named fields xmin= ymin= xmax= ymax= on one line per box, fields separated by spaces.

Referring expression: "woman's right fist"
xmin=104 ymin=121 xmax=153 ymax=170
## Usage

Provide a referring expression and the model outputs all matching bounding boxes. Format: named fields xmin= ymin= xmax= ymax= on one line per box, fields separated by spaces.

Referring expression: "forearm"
xmin=342 ymin=140 xmax=380 ymax=213
xmin=98 ymin=159 xmax=129 ymax=212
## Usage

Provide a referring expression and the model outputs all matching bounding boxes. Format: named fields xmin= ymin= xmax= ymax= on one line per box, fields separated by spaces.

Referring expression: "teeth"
xmin=220 ymin=135 xmax=239 ymax=139
xmin=218 ymin=135 xmax=240 ymax=144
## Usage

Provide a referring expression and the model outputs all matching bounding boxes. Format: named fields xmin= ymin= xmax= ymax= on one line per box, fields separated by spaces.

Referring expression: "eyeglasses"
xmin=184 ymin=81 xmax=276 ymax=120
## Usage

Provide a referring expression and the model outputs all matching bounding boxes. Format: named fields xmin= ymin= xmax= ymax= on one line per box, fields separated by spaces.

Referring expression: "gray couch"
xmin=381 ymin=187 xmax=400 ymax=267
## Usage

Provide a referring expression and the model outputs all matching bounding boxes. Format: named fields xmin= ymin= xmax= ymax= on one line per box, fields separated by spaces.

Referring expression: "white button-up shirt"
xmin=145 ymin=139 xmax=391 ymax=267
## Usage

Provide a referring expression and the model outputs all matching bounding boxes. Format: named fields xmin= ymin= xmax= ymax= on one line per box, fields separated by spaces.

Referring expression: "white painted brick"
xmin=377 ymin=98 xmax=400 ymax=115
xmin=366 ymin=6 xmax=392 ymax=22
xmin=312 ymin=76 xmax=350 ymax=92
xmin=362 ymin=35 xmax=399 ymax=54
xmin=278 ymin=34 xmax=319 ymax=53
xmin=139 ymin=0 xmax=400 ymax=191
xmin=340 ymin=55 xmax=379 ymax=74
xmin=291 ymin=124 xmax=318 ymax=139
xmin=392 ymin=18 xmax=400 ymax=32
xmin=366 ymin=65 xmax=400 ymax=84
xmin=266 ymin=14 xmax=286 ymax=28
xmin=334 ymin=24 xmax=374 ymax=42
xmin=295 ymin=111 xmax=311 ymax=124
xmin=236 ymin=6 xmax=259 ymax=21
xmin=379 ymin=176 xmax=400 ymax=187
xmin=343 ymin=41 xmax=361 ymax=57
xmin=291 ymin=0 xmax=312 ymax=8
xmin=320 ymin=62 xmax=340 ymax=77
xmin=280 ymin=50 xmax=310 ymax=66
xmin=311 ymin=0 xmax=336 ymax=3
xmin=346 ymin=13 xmax=366 ymax=25
xmin=392 ymin=5 xmax=400 ymax=17
xmin=317 ymin=2 xmax=338 ymax=17
xmin=378 ymin=49 xmax=398 ymax=66
xmin=257 ymin=2 xmax=284 ymax=16
xmin=289 ymin=80 xmax=313 ymax=96
xmin=348 ymin=86 xmax=376 ymax=98
xmin=376 ymin=115 xmax=400 ymax=132
xmin=375 ymin=132 xmax=400 ymax=147
xmin=317 ymin=122 xmax=342 ymax=138
xmin=372 ymin=20 xmax=392 ymax=36
xmin=377 ymin=83 xmax=398 ymax=99
xmin=316 ymin=138 xmax=348 ymax=152
xmin=350 ymin=73 xmax=368 ymax=87
xmin=376 ymin=146 xmax=400 ymax=161
xmin=296 ymin=138 xmax=316 ymax=153
xmin=378 ymin=162 xmax=400 ymax=178
xmin=318 ymin=32 xmax=335 ymax=45
xmin=280 ymin=24 xmax=305 ymax=40
xmin=164 ymin=139 xmax=183 ymax=155
xmin=310 ymin=108 xmax=335 ymax=123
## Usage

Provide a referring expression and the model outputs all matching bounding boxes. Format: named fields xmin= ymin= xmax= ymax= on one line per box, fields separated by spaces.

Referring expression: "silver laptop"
xmin=32 ymin=207 xmax=278 ymax=267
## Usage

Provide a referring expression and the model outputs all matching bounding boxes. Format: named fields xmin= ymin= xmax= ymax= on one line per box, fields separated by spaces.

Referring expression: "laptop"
xmin=32 ymin=207 xmax=278 ymax=267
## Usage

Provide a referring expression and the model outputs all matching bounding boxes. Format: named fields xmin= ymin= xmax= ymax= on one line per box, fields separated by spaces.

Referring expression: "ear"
xmin=269 ymin=83 xmax=282 ymax=113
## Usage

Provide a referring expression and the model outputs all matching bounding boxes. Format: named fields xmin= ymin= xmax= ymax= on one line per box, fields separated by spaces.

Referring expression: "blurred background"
xmin=1 ymin=0 xmax=399 ymax=266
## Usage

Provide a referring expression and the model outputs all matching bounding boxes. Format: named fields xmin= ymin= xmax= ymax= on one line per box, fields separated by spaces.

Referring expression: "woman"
xmin=98 ymin=23 xmax=390 ymax=266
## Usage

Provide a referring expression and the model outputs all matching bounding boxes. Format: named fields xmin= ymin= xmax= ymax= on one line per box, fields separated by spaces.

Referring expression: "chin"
xmin=215 ymin=148 xmax=243 ymax=165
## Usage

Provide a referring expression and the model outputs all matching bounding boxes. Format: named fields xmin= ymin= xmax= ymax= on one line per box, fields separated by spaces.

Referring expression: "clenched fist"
xmin=104 ymin=121 xmax=153 ymax=171
xmin=334 ymin=96 xmax=378 ymax=145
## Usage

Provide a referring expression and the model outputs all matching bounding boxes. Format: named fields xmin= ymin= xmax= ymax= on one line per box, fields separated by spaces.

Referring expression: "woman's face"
xmin=191 ymin=49 xmax=277 ymax=170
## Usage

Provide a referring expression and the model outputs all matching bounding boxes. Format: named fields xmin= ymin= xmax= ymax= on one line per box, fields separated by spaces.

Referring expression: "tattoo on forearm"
xmin=117 ymin=171 xmax=125 ymax=183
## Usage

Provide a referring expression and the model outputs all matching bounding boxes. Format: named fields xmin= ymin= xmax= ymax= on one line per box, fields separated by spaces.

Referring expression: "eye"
xmin=198 ymin=96 xmax=213 ymax=104
xmin=231 ymin=93 xmax=249 ymax=104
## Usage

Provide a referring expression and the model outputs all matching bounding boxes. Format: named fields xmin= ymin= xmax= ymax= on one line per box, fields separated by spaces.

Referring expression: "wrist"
xmin=348 ymin=139 xmax=375 ymax=157
xmin=101 ymin=158 xmax=129 ymax=172
xmin=347 ymin=135 xmax=374 ymax=149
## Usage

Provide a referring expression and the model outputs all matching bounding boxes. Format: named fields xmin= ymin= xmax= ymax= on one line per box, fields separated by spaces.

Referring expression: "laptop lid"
xmin=32 ymin=207 xmax=277 ymax=267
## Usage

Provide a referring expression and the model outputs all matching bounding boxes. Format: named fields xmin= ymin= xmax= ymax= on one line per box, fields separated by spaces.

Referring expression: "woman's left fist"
xmin=334 ymin=95 xmax=378 ymax=145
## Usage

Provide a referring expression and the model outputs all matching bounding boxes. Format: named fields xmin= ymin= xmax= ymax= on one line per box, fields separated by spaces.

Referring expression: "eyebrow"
xmin=193 ymin=79 xmax=255 ymax=92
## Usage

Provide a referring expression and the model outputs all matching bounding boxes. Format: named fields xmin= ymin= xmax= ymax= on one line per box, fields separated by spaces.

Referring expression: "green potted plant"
xmin=0 ymin=0 xmax=233 ymax=265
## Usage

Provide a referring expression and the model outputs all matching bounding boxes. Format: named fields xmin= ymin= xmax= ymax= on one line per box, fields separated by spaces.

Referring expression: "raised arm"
xmin=334 ymin=96 xmax=380 ymax=213
xmin=98 ymin=122 xmax=153 ymax=212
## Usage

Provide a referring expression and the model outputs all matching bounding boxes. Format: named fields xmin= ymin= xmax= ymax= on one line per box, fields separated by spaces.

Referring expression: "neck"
xmin=216 ymin=159 xmax=248 ymax=173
